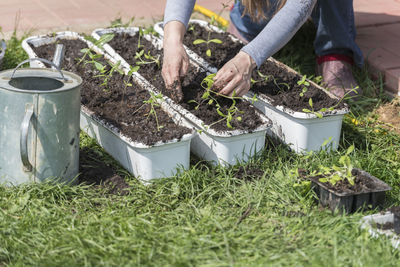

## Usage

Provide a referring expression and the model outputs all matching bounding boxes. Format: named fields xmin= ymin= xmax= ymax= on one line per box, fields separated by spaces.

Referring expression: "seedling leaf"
xmin=209 ymin=39 xmax=222 ymax=44
xmin=193 ymin=39 xmax=206 ymax=45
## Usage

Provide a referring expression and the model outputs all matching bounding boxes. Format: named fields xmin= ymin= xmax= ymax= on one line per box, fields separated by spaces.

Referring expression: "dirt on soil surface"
xmin=182 ymin=23 xmax=346 ymax=113
xmin=376 ymin=97 xmax=400 ymax=135
xmin=234 ymin=164 xmax=265 ymax=181
xmin=79 ymin=147 xmax=130 ymax=195
xmin=108 ymin=33 xmax=263 ymax=132
xmin=252 ymin=60 xmax=346 ymax=112
xmin=376 ymin=222 xmax=395 ymax=231
xmin=32 ymin=39 xmax=191 ymax=146
xmin=301 ymin=168 xmax=384 ymax=194
xmin=183 ymin=23 xmax=243 ymax=69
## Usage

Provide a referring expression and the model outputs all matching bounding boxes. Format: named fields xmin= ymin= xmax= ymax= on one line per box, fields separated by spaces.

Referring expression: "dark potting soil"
xmin=234 ymin=164 xmax=265 ymax=181
xmin=32 ymin=39 xmax=191 ymax=146
xmin=108 ymin=33 xmax=263 ymax=132
xmin=304 ymin=168 xmax=383 ymax=194
xmin=183 ymin=23 xmax=243 ymax=69
xmin=252 ymin=60 xmax=346 ymax=112
xmin=374 ymin=206 xmax=400 ymax=233
xmin=376 ymin=222 xmax=395 ymax=231
xmin=183 ymin=23 xmax=346 ymax=112
xmin=79 ymin=147 xmax=130 ymax=195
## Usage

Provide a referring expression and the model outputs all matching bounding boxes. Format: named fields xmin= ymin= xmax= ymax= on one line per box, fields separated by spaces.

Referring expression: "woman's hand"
xmin=213 ymin=51 xmax=256 ymax=97
xmin=162 ymin=21 xmax=189 ymax=102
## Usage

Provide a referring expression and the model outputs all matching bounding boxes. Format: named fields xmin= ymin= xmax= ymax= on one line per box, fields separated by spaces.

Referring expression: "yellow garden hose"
xmin=193 ymin=4 xmax=230 ymax=27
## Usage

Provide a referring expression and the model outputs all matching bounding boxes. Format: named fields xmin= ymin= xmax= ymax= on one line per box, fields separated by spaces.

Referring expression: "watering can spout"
xmin=52 ymin=44 xmax=65 ymax=69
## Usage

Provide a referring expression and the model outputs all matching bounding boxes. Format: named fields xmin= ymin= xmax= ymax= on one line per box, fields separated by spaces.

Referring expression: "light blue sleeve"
xmin=163 ymin=0 xmax=196 ymax=28
xmin=241 ymin=0 xmax=317 ymax=68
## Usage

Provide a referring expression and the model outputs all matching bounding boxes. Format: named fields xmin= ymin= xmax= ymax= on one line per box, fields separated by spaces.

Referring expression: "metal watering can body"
xmin=0 ymin=59 xmax=82 ymax=185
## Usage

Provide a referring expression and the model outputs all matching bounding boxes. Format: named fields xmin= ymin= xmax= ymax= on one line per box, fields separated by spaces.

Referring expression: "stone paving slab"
xmin=1 ymin=0 xmax=399 ymax=95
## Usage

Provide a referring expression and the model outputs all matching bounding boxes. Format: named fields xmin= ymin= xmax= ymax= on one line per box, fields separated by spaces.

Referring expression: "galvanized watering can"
xmin=0 ymin=58 xmax=82 ymax=185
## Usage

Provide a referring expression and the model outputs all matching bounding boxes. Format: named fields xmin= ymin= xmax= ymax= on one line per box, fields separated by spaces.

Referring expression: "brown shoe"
xmin=317 ymin=59 xmax=363 ymax=100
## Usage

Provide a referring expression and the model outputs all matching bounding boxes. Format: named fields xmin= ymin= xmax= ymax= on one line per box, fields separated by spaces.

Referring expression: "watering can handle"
xmin=20 ymin=104 xmax=34 ymax=172
xmin=11 ymin=58 xmax=67 ymax=81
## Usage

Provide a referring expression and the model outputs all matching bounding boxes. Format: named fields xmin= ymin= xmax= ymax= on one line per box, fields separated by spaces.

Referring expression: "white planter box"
xmin=22 ymin=32 xmax=195 ymax=181
xmin=154 ymin=20 xmax=220 ymax=73
xmin=80 ymin=106 xmax=193 ymax=181
xmin=360 ymin=212 xmax=400 ymax=249
xmin=92 ymin=27 xmax=271 ymax=166
xmin=154 ymin=20 xmax=350 ymax=153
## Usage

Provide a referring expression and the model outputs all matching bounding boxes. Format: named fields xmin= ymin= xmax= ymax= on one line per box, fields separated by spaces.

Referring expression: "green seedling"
xmin=297 ymin=75 xmax=310 ymax=97
xmin=143 ymin=26 xmax=159 ymax=37
xmin=143 ymin=92 xmax=165 ymax=131
xmin=128 ymin=92 xmax=165 ymax=131
xmin=318 ymin=145 xmax=356 ymax=186
xmin=189 ymin=73 xmax=246 ymax=130
xmin=134 ymin=49 xmax=160 ymax=68
xmin=188 ymin=24 xmax=195 ymax=32
xmin=302 ymin=85 xmax=359 ymax=118
xmin=292 ymin=145 xmax=356 ymax=189
xmin=95 ymin=61 xmax=124 ymax=90
xmin=253 ymin=71 xmax=290 ymax=92
xmin=121 ymin=65 xmax=140 ymax=103
xmin=193 ymin=31 xmax=222 ymax=57
xmin=77 ymin=33 xmax=114 ymax=66
xmin=302 ymin=97 xmax=325 ymax=118
xmin=137 ymin=27 xmax=144 ymax=50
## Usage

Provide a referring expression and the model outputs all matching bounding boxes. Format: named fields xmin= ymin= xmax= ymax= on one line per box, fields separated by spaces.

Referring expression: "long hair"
xmin=241 ymin=0 xmax=287 ymax=21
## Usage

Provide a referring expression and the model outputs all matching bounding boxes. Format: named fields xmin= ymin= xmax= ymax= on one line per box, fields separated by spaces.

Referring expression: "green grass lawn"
xmin=1 ymin=22 xmax=400 ymax=266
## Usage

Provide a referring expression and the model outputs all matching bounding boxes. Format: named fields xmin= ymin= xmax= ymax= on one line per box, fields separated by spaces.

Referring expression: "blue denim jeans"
xmin=230 ymin=0 xmax=364 ymax=67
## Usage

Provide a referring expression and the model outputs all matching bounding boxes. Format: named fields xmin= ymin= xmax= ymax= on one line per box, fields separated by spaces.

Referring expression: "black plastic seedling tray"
xmin=308 ymin=168 xmax=391 ymax=213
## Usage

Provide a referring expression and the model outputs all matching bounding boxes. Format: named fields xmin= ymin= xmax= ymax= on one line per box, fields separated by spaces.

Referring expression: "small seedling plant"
xmin=297 ymin=75 xmax=359 ymax=118
xmin=188 ymin=73 xmax=257 ymax=130
xmin=292 ymin=145 xmax=356 ymax=194
xmin=317 ymin=145 xmax=356 ymax=186
xmin=131 ymin=28 xmax=161 ymax=70
xmin=80 ymin=46 xmax=165 ymax=132
xmin=296 ymin=75 xmax=330 ymax=118
xmin=297 ymin=75 xmax=310 ymax=97
xmin=252 ymin=71 xmax=290 ymax=92
xmin=192 ymin=30 xmax=222 ymax=57
xmin=77 ymin=33 xmax=114 ymax=66
xmin=131 ymin=92 xmax=165 ymax=132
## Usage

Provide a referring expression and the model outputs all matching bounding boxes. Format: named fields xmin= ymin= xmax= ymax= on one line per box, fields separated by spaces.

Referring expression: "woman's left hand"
xmin=213 ymin=51 xmax=257 ymax=97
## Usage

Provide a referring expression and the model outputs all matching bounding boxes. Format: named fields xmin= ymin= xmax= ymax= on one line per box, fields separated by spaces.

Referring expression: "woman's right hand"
xmin=162 ymin=21 xmax=189 ymax=102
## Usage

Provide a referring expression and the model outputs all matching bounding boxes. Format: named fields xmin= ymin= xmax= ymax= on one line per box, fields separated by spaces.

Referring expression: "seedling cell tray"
xmin=154 ymin=20 xmax=350 ymax=153
xmin=307 ymin=168 xmax=391 ymax=213
xmin=22 ymin=32 xmax=195 ymax=181
xmin=92 ymin=27 xmax=271 ymax=166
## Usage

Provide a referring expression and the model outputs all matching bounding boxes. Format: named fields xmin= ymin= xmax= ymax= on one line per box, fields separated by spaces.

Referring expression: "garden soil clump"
xmin=182 ymin=23 xmax=345 ymax=112
xmin=108 ymin=33 xmax=263 ymax=132
xmin=303 ymin=168 xmax=386 ymax=194
xmin=234 ymin=165 xmax=265 ymax=181
xmin=33 ymin=39 xmax=191 ymax=146
xmin=183 ymin=23 xmax=243 ymax=69
xmin=79 ymin=147 xmax=130 ymax=195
